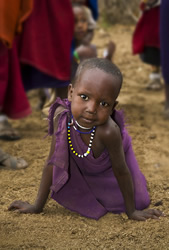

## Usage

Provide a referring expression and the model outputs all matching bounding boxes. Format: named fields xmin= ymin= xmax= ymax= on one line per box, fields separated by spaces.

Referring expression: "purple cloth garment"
xmin=48 ymin=98 xmax=150 ymax=220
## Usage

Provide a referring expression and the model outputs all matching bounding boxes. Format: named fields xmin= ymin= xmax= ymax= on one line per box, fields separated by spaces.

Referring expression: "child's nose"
xmin=78 ymin=21 xmax=84 ymax=29
xmin=87 ymin=101 xmax=97 ymax=114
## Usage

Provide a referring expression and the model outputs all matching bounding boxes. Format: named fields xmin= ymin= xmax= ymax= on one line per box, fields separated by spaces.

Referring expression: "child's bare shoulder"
xmin=97 ymin=117 xmax=121 ymax=145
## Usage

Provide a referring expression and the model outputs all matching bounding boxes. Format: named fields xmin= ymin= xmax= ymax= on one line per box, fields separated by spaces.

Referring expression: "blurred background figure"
xmin=132 ymin=0 xmax=162 ymax=91
xmin=71 ymin=0 xmax=115 ymax=79
xmin=19 ymin=0 xmax=74 ymax=110
xmin=0 ymin=0 xmax=32 ymax=141
xmin=71 ymin=3 xmax=97 ymax=75
xmin=160 ymin=0 xmax=169 ymax=119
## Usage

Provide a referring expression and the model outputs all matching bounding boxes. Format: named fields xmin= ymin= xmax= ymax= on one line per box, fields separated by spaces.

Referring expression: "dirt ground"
xmin=1 ymin=25 xmax=169 ymax=250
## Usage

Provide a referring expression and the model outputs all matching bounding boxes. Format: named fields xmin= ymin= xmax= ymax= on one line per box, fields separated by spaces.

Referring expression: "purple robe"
xmin=47 ymin=98 xmax=150 ymax=220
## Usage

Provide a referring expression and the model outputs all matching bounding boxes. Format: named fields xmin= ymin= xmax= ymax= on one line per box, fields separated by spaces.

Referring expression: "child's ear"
xmin=110 ymin=101 xmax=118 ymax=115
xmin=68 ymin=84 xmax=74 ymax=101
xmin=113 ymin=100 xmax=118 ymax=109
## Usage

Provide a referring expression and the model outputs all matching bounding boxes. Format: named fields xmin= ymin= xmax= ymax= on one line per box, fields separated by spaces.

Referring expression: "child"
xmin=132 ymin=0 xmax=162 ymax=90
xmin=8 ymin=58 xmax=162 ymax=220
xmin=71 ymin=0 xmax=98 ymax=46
xmin=72 ymin=4 xmax=115 ymax=75
xmin=72 ymin=4 xmax=97 ymax=62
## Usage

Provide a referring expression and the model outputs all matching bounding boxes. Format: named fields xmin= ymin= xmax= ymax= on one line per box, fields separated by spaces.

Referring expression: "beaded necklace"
xmin=67 ymin=118 xmax=96 ymax=158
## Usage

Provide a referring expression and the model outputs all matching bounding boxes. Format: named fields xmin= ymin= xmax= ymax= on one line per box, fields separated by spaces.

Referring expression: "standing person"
xmin=160 ymin=0 xmax=169 ymax=119
xmin=0 ymin=0 xmax=32 ymax=140
xmin=132 ymin=0 xmax=162 ymax=90
xmin=9 ymin=58 xmax=162 ymax=221
xmin=19 ymin=0 xmax=74 ymax=109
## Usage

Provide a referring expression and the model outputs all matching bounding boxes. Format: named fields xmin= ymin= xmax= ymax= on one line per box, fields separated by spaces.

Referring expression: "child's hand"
xmin=8 ymin=200 xmax=40 ymax=214
xmin=128 ymin=209 xmax=163 ymax=221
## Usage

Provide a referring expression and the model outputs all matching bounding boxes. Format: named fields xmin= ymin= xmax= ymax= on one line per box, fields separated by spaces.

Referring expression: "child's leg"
xmin=35 ymin=88 xmax=47 ymax=110
xmin=42 ymin=86 xmax=68 ymax=118
xmin=103 ymin=41 xmax=116 ymax=62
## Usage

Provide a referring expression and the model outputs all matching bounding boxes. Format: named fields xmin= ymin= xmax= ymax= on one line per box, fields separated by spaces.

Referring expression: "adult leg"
xmin=160 ymin=0 xmax=169 ymax=117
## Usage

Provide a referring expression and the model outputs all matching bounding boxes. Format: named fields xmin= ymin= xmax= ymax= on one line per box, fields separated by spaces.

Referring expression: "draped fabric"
xmin=0 ymin=40 xmax=31 ymax=119
xmin=132 ymin=6 xmax=160 ymax=55
xmin=0 ymin=0 xmax=33 ymax=48
xmin=0 ymin=0 xmax=32 ymax=118
xmin=19 ymin=0 xmax=74 ymax=90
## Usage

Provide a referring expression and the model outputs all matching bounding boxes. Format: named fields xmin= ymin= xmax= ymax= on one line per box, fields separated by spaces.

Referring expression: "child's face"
xmin=73 ymin=6 xmax=88 ymax=41
xmin=68 ymin=69 xmax=120 ymax=128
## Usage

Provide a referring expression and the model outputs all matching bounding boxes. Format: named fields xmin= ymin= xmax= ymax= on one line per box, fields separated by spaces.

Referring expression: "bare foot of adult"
xmin=0 ymin=120 xmax=21 ymax=141
xmin=0 ymin=149 xmax=28 ymax=170
xmin=163 ymin=108 xmax=169 ymax=119
xmin=146 ymin=79 xmax=163 ymax=91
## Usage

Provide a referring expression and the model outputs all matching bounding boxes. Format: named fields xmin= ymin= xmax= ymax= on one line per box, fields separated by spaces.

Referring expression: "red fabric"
xmin=132 ymin=6 xmax=160 ymax=54
xmin=0 ymin=0 xmax=33 ymax=48
xmin=0 ymin=40 xmax=31 ymax=119
xmin=19 ymin=0 xmax=74 ymax=81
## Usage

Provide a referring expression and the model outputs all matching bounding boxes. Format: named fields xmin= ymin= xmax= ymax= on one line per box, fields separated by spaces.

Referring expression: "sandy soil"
xmin=0 ymin=25 xmax=169 ymax=250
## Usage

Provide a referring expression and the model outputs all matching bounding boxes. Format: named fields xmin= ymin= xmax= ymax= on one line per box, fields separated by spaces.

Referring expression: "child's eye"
xmin=80 ymin=94 xmax=89 ymax=101
xmin=100 ymin=101 xmax=108 ymax=107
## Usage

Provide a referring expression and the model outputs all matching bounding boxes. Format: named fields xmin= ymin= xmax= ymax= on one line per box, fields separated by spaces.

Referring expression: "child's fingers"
xmin=141 ymin=209 xmax=164 ymax=220
xmin=8 ymin=200 xmax=25 ymax=210
xmin=146 ymin=209 xmax=163 ymax=217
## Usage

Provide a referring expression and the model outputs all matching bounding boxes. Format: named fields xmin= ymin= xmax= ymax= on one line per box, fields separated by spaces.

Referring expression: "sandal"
xmin=146 ymin=79 xmax=163 ymax=91
xmin=0 ymin=149 xmax=28 ymax=170
xmin=0 ymin=120 xmax=21 ymax=141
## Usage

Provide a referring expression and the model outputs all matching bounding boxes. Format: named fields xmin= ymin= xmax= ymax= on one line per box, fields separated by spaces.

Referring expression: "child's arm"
xmin=8 ymin=135 xmax=56 ymax=213
xmin=99 ymin=119 xmax=162 ymax=221
xmin=8 ymin=107 xmax=63 ymax=214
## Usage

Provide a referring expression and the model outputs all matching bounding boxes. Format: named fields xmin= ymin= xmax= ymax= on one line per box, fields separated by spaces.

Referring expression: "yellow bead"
xmin=68 ymin=137 xmax=71 ymax=139
xmin=69 ymin=141 xmax=71 ymax=143
xmin=70 ymin=144 xmax=72 ymax=147
xmin=87 ymin=151 xmax=90 ymax=154
xmin=76 ymin=153 xmax=78 ymax=156
xmin=73 ymin=151 xmax=75 ymax=153
xmin=71 ymin=148 xmax=73 ymax=150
